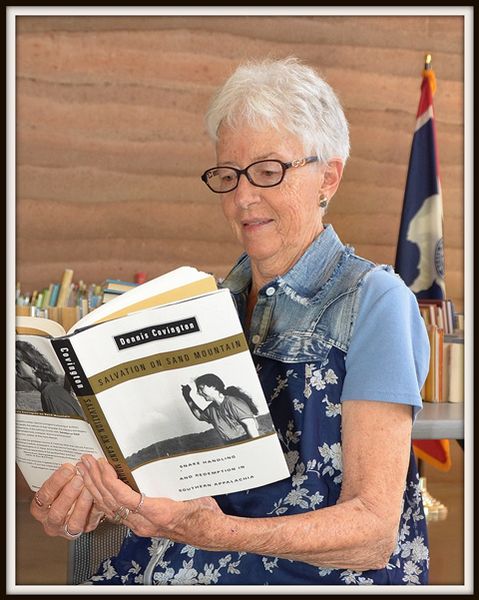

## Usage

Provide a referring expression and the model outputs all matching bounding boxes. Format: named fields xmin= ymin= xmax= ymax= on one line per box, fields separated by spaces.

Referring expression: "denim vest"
xmin=89 ymin=225 xmax=429 ymax=586
xmin=224 ymin=224 xmax=386 ymax=358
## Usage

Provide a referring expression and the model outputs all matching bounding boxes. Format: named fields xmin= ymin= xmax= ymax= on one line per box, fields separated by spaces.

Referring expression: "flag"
xmin=395 ymin=57 xmax=451 ymax=472
xmin=413 ymin=438 xmax=452 ymax=472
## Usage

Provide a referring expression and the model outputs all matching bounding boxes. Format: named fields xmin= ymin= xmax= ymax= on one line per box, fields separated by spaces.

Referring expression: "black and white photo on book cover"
xmin=48 ymin=288 xmax=289 ymax=500
xmin=15 ymin=334 xmax=84 ymax=418
xmin=123 ymin=364 xmax=275 ymax=469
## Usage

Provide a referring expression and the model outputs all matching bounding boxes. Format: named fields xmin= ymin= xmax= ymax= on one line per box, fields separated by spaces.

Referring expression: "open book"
xmin=15 ymin=267 xmax=289 ymax=500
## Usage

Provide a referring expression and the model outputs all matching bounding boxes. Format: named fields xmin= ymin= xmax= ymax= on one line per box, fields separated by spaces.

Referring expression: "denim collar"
xmin=222 ymin=224 xmax=349 ymax=300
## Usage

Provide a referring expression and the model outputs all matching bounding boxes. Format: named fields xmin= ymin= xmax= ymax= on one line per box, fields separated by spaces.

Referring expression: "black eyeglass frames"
xmin=201 ymin=156 xmax=319 ymax=193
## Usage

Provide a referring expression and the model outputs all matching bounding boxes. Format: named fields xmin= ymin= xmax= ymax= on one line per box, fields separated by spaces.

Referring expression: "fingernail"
xmin=61 ymin=466 xmax=75 ymax=477
xmin=72 ymin=476 xmax=84 ymax=489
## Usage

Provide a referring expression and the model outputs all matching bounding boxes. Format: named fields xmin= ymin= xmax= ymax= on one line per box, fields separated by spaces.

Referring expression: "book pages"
xmin=16 ymin=413 xmax=105 ymax=491
xmin=69 ymin=266 xmax=217 ymax=333
xmin=16 ymin=315 xmax=67 ymax=338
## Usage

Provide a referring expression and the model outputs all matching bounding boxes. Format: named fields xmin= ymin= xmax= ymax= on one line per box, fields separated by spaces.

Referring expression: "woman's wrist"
xmin=167 ymin=497 xmax=229 ymax=550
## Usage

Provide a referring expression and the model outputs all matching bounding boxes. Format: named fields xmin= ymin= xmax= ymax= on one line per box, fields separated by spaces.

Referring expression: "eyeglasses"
xmin=201 ymin=156 xmax=319 ymax=193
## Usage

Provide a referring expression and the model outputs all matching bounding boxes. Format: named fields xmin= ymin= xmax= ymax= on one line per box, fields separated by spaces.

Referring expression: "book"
xmin=443 ymin=335 xmax=464 ymax=403
xmin=418 ymin=299 xmax=462 ymax=403
xmin=48 ymin=283 xmax=60 ymax=307
xmin=15 ymin=267 xmax=289 ymax=500
xmin=419 ymin=299 xmax=456 ymax=335
xmin=420 ymin=324 xmax=444 ymax=403
xmin=101 ymin=279 xmax=138 ymax=304
xmin=102 ymin=278 xmax=138 ymax=293
xmin=102 ymin=289 xmax=125 ymax=304
xmin=56 ymin=268 xmax=74 ymax=308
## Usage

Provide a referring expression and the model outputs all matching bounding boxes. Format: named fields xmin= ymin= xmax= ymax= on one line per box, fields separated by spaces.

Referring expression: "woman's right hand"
xmin=30 ymin=463 xmax=104 ymax=539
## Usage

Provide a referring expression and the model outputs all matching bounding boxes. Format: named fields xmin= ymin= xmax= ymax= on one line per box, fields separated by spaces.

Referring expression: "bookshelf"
xmin=15 ymin=270 xmax=141 ymax=332
xmin=418 ymin=297 xmax=463 ymax=404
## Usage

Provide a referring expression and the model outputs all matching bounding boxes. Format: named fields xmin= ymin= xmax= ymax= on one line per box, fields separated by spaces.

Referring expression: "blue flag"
xmin=395 ymin=67 xmax=445 ymax=300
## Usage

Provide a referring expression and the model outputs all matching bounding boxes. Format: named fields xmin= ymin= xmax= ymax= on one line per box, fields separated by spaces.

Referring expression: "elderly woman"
xmin=30 ymin=57 xmax=430 ymax=586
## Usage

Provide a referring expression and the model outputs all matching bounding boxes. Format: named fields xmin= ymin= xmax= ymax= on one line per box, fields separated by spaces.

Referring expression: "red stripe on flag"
xmin=415 ymin=73 xmax=441 ymax=182
xmin=416 ymin=76 xmax=433 ymax=117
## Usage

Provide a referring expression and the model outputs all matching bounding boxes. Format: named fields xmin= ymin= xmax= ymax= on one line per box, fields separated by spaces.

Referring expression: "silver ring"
xmin=63 ymin=521 xmax=83 ymax=539
xmin=133 ymin=492 xmax=146 ymax=514
xmin=33 ymin=494 xmax=44 ymax=508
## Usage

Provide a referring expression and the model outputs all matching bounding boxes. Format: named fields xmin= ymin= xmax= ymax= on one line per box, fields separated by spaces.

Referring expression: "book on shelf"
xmin=102 ymin=289 xmax=125 ymax=304
xmin=56 ymin=268 xmax=74 ymax=308
xmin=421 ymin=324 xmax=444 ymax=403
xmin=49 ymin=282 xmax=60 ymax=307
xmin=103 ymin=278 xmax=138 ymax=293
xmin=101 ymin=278 xmax=138 ymax=304
xmin=418 ymin=298 xmax=456 ymax=335
xmin=443 ymin=336 xmax=464 ymax=403
xmin=15 ymin=266 xmax=289 ymax=500
xmin=418 ymin=307 xmax=464 ymax=404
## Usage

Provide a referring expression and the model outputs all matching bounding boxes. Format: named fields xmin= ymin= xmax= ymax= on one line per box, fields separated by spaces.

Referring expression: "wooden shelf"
xmin=413 ymin=402 xmax=464 ymax=440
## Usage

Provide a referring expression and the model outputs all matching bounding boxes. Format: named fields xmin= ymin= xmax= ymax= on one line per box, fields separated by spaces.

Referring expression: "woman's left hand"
xmin=30 ymin=463 xmax=106 ymax=539
xmin=77 ymin=454 xmax=223 ymax=544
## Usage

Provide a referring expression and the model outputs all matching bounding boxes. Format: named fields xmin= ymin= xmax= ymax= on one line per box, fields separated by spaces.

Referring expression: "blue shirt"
xmin=88 ymin=225 xmax=430 ymax=586
xmin=342 ymin=268 xmax=429 ymax=420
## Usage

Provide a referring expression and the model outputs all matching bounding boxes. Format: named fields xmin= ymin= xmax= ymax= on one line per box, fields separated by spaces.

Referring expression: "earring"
xmin=319 ymin=194 xmax=328 ymax=208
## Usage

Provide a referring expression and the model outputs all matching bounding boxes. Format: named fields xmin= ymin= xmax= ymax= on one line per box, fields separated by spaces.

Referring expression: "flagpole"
xmin=417 ymin=50 xmax=431 ymax=484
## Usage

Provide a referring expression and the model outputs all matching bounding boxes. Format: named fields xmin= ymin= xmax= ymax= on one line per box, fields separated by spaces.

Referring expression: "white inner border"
xmin=6 ymin=5 xmax=473 ymax=595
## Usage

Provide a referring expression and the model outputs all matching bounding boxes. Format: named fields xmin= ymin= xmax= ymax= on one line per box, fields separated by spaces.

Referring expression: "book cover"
xmin=15 ymin=268 xmax=289 ymax=500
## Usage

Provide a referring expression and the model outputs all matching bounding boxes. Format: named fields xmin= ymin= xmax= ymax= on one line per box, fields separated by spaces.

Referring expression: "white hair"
xmin=205 ymin=57 xmax=350 ymax=164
